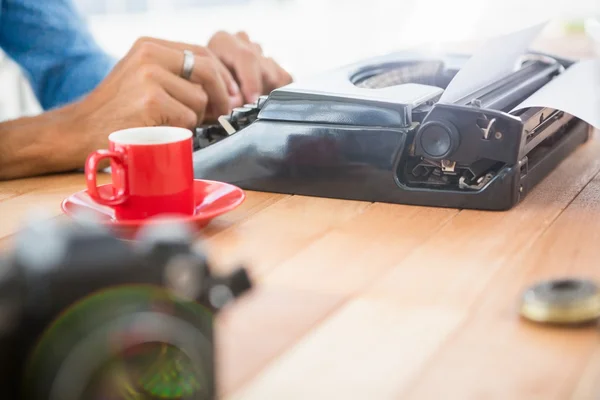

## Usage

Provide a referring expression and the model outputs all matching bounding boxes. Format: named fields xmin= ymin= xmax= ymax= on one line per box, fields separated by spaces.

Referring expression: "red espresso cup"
xmin=85 ymin=126 xmax=195 ymax=220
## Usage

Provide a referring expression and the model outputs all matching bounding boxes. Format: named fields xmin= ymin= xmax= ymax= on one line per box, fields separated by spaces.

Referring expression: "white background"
xmin=83 ymin=0 xmax=600 ymax=77
xmin=0 ymin=0 xmax=598 ymax=121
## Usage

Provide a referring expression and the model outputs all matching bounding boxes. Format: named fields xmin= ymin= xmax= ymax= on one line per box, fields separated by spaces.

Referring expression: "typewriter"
xmin=191 ymin=50 xmax=593 ymax=210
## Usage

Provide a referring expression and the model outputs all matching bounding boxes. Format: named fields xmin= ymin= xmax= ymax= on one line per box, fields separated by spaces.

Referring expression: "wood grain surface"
xmin=0 ymin=34 xmax=598 ymax=399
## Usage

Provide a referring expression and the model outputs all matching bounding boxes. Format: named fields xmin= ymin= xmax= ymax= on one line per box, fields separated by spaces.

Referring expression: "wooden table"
xmin=1 ymin=34 xmax=599 ymax=400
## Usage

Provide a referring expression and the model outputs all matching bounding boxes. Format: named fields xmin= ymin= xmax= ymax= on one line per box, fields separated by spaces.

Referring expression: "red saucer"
xmin=61 ymin=180 xmax=245 ymax=234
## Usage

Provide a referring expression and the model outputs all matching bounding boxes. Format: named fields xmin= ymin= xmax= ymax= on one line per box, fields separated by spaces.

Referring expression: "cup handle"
xmin=85 ymin=150 xmax=128 ymax=206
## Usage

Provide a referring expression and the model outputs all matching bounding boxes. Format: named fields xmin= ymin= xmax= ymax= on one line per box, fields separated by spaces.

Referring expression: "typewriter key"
xmin=519 ymin=278 xmax=600 ymax=325
xmin=231 ymin=106 xmax=254 ymax=127
xmin=257 ymin=95 xmax=268 ymax=109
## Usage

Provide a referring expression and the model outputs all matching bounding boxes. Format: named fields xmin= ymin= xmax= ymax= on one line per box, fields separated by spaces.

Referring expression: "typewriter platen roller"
xmin=192 ymin=50 xmax=592 ymax=210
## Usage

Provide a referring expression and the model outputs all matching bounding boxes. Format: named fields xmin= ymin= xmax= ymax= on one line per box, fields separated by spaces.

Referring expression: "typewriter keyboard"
xmin=193 ymin=95 xmax=268 ymax=150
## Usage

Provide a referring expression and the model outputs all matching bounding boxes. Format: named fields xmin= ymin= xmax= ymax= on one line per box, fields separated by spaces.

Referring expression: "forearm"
xmin=0 ymin=104 xmax=87 ymax=180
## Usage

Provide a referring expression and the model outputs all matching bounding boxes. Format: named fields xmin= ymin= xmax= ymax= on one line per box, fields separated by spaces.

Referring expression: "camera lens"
xmin=83 ymin=342 xmax=204 ymax=399
xmin=24 ymin=286 xmax=215 ymax=400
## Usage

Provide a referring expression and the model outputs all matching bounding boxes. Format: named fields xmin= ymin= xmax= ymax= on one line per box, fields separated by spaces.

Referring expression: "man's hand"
xmin=80 ymin=34 xmax=292 ymax=138
xmin=80 ymin=37 xmax=237 ymax=134
xmin=0 ymin=35 xmax=292 ymax=180
xmin=208 ymin=31 xmax=293 ymax=105
xmin=74 ymin=35 xmax=292 ymax=167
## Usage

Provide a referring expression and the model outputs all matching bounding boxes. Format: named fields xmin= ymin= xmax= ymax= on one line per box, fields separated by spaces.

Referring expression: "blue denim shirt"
xmin=0 ymin=0 xmax=116 ymax=110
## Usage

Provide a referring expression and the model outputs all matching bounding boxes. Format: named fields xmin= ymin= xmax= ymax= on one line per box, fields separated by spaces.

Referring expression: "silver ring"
xmin=181 ymin=50 xmax=194 ymax=80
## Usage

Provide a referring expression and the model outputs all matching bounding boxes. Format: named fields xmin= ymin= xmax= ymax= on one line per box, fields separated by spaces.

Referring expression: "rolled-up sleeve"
xmin=0 ymin=0 xmax=116 ymax=110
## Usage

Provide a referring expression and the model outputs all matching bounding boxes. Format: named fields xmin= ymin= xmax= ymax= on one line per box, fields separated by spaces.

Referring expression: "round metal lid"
xmin=519 ymin=278 xmax=600 ymax=325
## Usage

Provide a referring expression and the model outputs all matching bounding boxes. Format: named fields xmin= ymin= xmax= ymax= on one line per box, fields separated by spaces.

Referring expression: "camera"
xmin=0 ymin=216 xmax=251 ymax=400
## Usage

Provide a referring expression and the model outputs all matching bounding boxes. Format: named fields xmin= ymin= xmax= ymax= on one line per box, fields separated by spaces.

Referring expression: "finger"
xmin=207 ymin=32 xmax=263 ymax=102
xmin=233 ymin=32 xmax=264 ymax=58
xmin=203 ymin=47 xmax=241 ymax=98
xmin=132 ymin=36 xmax=239 ymax=96
xmin=190 ymin=57 xmax=231 ymax=117
xmin=129 ymin=41 xmax=231 ymax=116
xmin=133 ymin=36 xmax=211 ymax=57
xmin=259 ymin=57 xmax=281 ymax=93
xmin=148 ymin=87 xmax=198 ymax=129
xmin=128 ymin=40 xmax=189 ymax=76
xmin=230 ymin=92 xmax=244 ymax=109
xmin=142 ymin=65 xmax=209 ymax=122
xmin=233 ymin=52 xmax=263 ymax=103
xmin=234 ymin=31 xmax=250 ymax=43
xmin=266 ymin=56 xmax=294 ymax=87
xmin=251 ymin=42 xmax=263 ymax=55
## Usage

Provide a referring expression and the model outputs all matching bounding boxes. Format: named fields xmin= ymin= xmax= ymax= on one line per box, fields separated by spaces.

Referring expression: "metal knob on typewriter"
xmin=415 ymin=120 xmax=460 ymax=160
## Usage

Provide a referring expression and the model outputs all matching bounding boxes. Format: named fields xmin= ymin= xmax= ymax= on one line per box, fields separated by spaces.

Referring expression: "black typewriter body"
xmin=192 ymin=50 xmax=592 ymax=210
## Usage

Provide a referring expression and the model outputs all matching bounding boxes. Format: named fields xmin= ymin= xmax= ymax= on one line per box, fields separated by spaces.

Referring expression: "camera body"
xmin=0 ymin=217 xmax=251 ymax=400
